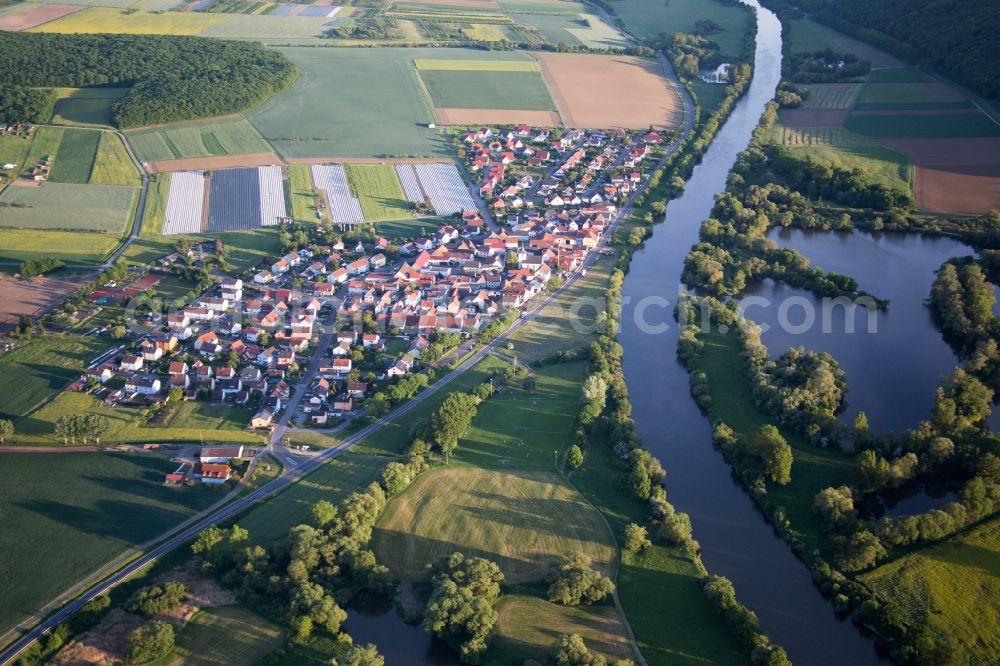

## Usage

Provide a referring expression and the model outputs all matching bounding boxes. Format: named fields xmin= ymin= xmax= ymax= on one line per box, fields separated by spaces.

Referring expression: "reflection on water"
xmin=343 ymin=595 xmax=459 ymax=666
xmin=744 ymin=227 xmax=980 ymax=434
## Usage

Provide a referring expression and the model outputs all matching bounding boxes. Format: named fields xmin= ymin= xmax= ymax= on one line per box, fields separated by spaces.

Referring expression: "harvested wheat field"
xmin=0 ymin=3 xmax=83 ymax=31
xmin=915 ymin=165 xmax=1000 ymax=214
xmin=436 ymin=108 xmax=562 ymax=126
xmin=883 ymin=138 xmax=1000 ymax=213
xmin=146 ymin=152 xmax=281 ymax=174
xmin=0 ymin=273 xmax=91 ymax=332
xmin=535 ymin=52 xmax=681 ymax=129
xmin=779 ymin=108 xmax=849 ymax=128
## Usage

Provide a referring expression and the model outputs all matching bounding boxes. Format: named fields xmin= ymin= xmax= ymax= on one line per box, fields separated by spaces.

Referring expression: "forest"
xmin=794 ymin=0 xmax=1000 ymax=102
xmin=0 ymin=33 xmax=297 ymax=127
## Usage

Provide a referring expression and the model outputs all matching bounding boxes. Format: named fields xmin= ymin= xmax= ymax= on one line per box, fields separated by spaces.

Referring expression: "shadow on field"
xmin=15 ymin=498 xmax=193 ymax=544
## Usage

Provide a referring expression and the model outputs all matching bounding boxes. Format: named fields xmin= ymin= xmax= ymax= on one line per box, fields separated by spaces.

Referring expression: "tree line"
xmin=0 ymin=32 xmax=297 ymax=127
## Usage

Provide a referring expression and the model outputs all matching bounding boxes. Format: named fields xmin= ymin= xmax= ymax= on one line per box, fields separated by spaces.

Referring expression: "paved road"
xmin=0 ymin=50 xmax=697 ymax=665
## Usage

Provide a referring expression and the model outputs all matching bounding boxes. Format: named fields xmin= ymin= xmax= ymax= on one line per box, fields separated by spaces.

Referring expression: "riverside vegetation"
xmin=674 ymin=76 xmax=1000 ymax=660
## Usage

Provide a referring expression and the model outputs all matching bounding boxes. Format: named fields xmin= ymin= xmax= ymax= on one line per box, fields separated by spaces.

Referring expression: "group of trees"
xmin=190 ymin=456 xmax=431 ymax=658
xmin=668 ymin=32 xmax=724 ymax=79
xmin=125 ymin=621 xmax=175 ymax=665
xmin=552 ymin=633 xmax=634 ymax=666
xmin=545 ymin=553 xmax=614 ymax=607
xmin=784 ymin=49 xmax=870 ymax=83
xmin=929 ymin=260 xmax=1000 ymax=390
xmin=427 ymin=392 xmax=482 ymax=457
xmin=125 ymin=582 xmax=190 ymax=617
xmin=54 ymin=414 xmax=108 ymax=446
xmin=0 ymin=32 xmax=297 ymax=126
xmin=18 ymin=258 xmax=65 ymax=279
xmin=423 ymin=553 xmax=504 ymax=664
xmin=741 ymin=322 xmax=848 ymax=446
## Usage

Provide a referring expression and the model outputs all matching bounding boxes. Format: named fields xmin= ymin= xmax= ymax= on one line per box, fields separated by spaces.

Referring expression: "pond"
xmin=740 ymin=227 xmax=980 ymax=434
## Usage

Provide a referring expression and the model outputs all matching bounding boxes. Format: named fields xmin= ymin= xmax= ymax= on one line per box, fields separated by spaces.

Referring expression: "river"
xmin=617 ymin=1 xmax=887 ymax=663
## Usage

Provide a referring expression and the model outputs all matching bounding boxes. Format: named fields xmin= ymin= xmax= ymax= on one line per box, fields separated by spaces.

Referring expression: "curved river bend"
xmin=618 ymin=1 xmax=885 ymax=663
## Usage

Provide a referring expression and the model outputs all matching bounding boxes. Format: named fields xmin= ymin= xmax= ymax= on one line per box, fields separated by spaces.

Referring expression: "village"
xmin=48 ymin=122 xmax=671 ymax=487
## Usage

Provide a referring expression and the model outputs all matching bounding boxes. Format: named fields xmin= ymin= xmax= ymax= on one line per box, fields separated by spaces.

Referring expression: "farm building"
xmin=200 ymin=445 xmax=244 ymax=463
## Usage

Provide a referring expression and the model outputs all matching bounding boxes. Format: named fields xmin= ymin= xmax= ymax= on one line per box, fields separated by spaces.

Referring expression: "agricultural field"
xmin=287 ymin=164 xmax=318 ymax=222
xmin=0 ymin=181 xmax=136 ymax=232
xmin=0 ymin=228 xmax=122 ymax=263
xmin=344 ymin=163 xmax=413 ymax=222
xmin=535 ymin=52 xmax=682 ymax=129
xmin=140 ymin=172 xmax=171 ymax=236
xmin=776 ymin=21 xmax=1000 ymax=214
xmin=799 ymin=83 xmax=864 ymax=110
xmin=0 ymin=452 xmax=218 ymax=637
xmin=860 ymin=517 xmax=1000 ymax=664
xmin=162 ymin=606 xmax=285 ymax=666
xmin=0 ymin=2 xmax=83 ymax=31
xmin=784 ymin=17 xmax=904 ymax=69
xmin=844 ymin=113 xmax=1000 ymax=139
xmin=245 ymin=48 xmax=459 ymax=158
xmin=856 ymin=81 xmax=969 ymax=107
xmin=509 ymin=8 xmax=628 ymax=50
xmin=419 ymin=69 xmax=555 ymax=110
xmin=50 ymin=86 xmax=130 ymax=127
xmin=15 ymin=391 xmax=265 ymax=446
xmin=414 ymin=54 xmax=560 ymax=125
xmin=0 ymin=133 xmax=33 ymax=179
xmin=0 ymin=335 xmax=109 ymax=425
xmin=89 ymin=132 xmax=141 ymax=186
xmin=501 ymin=281 xmax=751 ymax=665
xmin=197 ymin=14 xmax=335 ymax=39
xmin=604 ymin=0 xmax=751 ymax=57
xmin=489 ymin=596 xmax=632 ymax=666
xmin=29 ymin=6 xmax=229 ymax=34
xmin=125 ymin=116 xmax=274 ymax=165
xmin=48 ymin=128 xmax=100 ymax=184
xmin=375 ymin=217 xmax=440 ymax=239
xmin=238 ymin=453 xmax=385 ymax=544
xmin=774 ymin=128 xmax=913 ymax=193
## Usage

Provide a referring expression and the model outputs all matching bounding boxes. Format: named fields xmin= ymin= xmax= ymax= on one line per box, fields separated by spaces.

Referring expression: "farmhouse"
xmin=195 ymin=463 xmax=232 ymax=485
